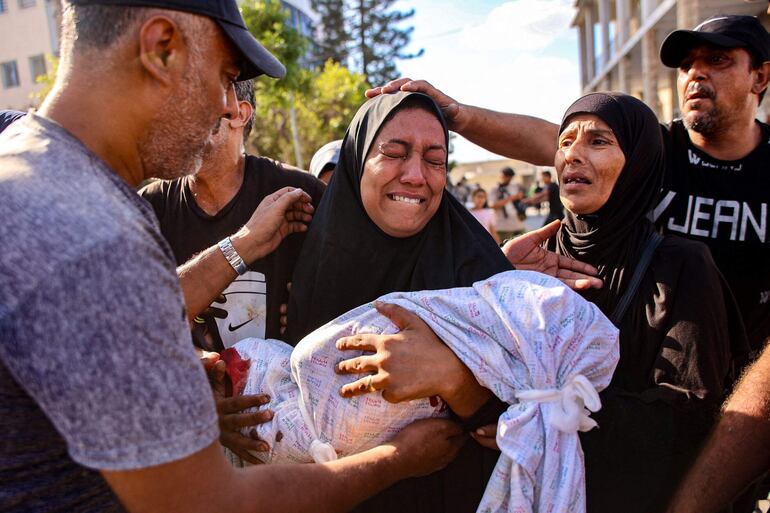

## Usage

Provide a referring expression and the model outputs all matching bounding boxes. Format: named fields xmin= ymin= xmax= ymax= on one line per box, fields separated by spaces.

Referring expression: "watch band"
xmin=218 ymin=237 xmax=249 ymax=275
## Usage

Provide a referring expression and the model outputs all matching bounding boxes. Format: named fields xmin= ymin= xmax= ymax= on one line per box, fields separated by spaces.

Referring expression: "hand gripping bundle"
xmin=228 ymin=270 xmax=619 ymax=512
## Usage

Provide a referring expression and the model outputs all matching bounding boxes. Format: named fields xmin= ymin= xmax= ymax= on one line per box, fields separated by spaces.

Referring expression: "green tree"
xmin=294 ymin=59 xmax=369 ymax=164
xmin=348 ymin=0 xmax=422 ymax=86
xmin=311 ymin=0 xmax=349 ymax=67
xmin=242 ymin=1 xmax=369 ymax=168
xmin=241 ymin=0 xmax=311 ymax=164
xmin=30 ymin=55 xmax=59 ymax=106
xmin=241 ymin=0 xmax=309 ymax=93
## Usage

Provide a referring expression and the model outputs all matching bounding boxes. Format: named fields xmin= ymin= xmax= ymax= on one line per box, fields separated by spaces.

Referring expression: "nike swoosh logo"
xmin=228 ymin=318 xmax=255 ymax=332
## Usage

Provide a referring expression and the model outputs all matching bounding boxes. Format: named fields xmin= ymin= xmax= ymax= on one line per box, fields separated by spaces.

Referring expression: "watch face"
xmin=213 ymin=271 xmax=268 ymax=348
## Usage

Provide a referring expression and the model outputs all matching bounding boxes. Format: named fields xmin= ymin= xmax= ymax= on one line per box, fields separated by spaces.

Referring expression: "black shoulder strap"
xmin=609 ymin=231 xmax=664 ymax=325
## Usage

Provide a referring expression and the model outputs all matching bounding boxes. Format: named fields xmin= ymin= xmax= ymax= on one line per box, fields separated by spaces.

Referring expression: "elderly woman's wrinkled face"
xmin=555 ymin=114 xmax=626 ymax=215
xmin=360 ymin=107 xmax=447 ymax=237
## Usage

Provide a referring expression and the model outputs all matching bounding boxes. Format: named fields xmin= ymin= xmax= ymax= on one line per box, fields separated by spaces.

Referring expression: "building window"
xmin=18 ymin=0 xmax=36 ymax=7
xmin=1 ymin=61 xmax=20 ymax=89
xmin=0 ymin=1 xmax=7 ymax=14
xmin=29 ymin=54 xmax=46 ymax=82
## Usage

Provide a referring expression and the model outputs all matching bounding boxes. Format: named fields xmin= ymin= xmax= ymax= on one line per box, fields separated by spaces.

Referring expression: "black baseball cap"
xmin=69 ymin=0 xmax=286 ymax=79
xmin=660 ymin=15 xmax=770 ymax=68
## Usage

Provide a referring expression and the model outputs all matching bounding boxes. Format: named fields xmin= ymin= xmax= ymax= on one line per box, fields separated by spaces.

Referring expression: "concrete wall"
xmin=0 ymin=0 xmax=57 ymax=110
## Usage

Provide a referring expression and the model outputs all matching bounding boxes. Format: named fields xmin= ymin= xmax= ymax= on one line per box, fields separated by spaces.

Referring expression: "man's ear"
xmin=228 ymin=99 xmax=254 ymax=130
xmin=752 ymin=61 xmax=770 ymax=97
xmin=137 ymin=15 xmax=187 ymax=86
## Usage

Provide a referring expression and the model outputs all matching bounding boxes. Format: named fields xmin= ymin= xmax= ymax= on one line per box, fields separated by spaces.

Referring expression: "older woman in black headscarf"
xmin=287 ymin=91 xmax=515 ymax=512
xmin=551 ymin=92 xmax=748 ymax=512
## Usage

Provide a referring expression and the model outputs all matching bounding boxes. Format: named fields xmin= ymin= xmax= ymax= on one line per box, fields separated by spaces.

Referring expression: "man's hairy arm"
xmin=367 ymin=78 xmax=560 ymax=166
xmin=103 ymin=419 xmax=465 ymax=513
xmin=456 ymin=105 xmax=559 ymax=166
xmin=666 ymin=341 xmax=770 ymax=513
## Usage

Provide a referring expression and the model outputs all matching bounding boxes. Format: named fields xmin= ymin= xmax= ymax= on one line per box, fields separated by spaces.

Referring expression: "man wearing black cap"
xmin=0 ymin=2 xmax=463 ymax=512
xmin=653 ymin=15 xmax=770 ymax=357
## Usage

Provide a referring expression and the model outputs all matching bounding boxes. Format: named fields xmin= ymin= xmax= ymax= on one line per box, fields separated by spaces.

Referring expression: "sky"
xmin=392 ymin=0 xmax=581 ymax=163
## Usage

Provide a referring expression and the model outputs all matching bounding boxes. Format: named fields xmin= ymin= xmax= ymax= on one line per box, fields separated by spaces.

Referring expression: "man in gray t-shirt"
xmin=0 ymin=2 xmax=463 ymax=512
xmin=0 ymin=113 xmax=217 ymax=512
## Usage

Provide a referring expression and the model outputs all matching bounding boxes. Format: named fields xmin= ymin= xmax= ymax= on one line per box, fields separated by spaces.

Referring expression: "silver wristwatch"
xmin=218 ymin=237 xmax=249 ymax=275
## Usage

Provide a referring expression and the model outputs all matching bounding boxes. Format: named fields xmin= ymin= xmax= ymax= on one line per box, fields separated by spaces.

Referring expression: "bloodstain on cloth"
xmin=222 ymin=347 xmax=251 ymax=397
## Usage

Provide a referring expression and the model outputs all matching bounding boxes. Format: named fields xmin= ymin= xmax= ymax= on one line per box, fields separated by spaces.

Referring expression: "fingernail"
xmin=476 ymin=428 xmax=486 ymax=436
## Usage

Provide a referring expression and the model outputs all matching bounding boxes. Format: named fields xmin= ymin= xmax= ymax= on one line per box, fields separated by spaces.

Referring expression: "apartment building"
xmin=572 ymin=0 xmax=770 ymax=121
xmin=0 ymin=0 xmax=59 ymax=110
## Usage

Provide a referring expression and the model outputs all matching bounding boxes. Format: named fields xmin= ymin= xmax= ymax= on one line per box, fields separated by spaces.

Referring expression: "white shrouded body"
xmin=233 ymin=270 xmax=619 ymax=513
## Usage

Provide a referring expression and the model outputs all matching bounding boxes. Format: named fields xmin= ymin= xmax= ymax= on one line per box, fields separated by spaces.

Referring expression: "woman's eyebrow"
xmin=584 ymin=128 xmax=616 ymax=138
xmin=381 ymin=139 xmax=447 ymax=152
xmin=384 ymin=138 xmax=410 ymax=147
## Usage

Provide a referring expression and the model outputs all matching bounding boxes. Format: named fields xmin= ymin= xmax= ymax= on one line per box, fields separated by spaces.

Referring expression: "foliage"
xmin=241 ymin=0 xmax=311 ymax=93
xmin=241 ymin=1 xmax=369 ymax=167
xmin=294 ymin=59 xmax=370 ymax=163
xmin=241 ymin=0 xmax=311 ymax=164
xmin=347 ymin=0 xmax=422 ymax=86
xmin=311 ymin=0 xmax=349 ymax=67
xmin=30 ymin=55 xmax=59 ymax=106
xmin=250 ymin=59 xmax=369 ymax=167
xmin=312 ymin=0 xmax=422 ymax=87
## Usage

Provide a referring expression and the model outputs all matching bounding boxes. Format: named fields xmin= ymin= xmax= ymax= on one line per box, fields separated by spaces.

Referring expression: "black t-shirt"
xmin=546 ymin=182 xmax=563 ymax=218
xmin=0 ymin=110 xmax=24 ymax=134
xmin=654 ymin=119 xmax=770 ymax=351
xmin=139 ymin=155 xmax=325 ymax=346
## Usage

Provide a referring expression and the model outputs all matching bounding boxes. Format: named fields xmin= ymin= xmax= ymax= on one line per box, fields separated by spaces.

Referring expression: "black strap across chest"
xmin=609 ymin=231 xmax=664 ymax=325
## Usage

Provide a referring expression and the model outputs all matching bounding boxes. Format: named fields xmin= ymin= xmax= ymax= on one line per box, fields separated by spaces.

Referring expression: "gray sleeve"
xmin=0 ymin=232 xmax=219 ymax=471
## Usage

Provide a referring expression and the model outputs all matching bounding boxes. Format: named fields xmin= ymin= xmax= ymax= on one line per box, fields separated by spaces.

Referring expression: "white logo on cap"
xmin=695 ymin=17 xmax=729 ymax=31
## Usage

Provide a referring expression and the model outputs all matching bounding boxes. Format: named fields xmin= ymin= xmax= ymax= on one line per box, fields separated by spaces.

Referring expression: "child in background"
xmin=469 ymin=188 xmax=500 ymax=244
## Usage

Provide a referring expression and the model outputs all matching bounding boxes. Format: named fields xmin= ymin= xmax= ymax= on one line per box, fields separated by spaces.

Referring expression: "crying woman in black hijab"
xmin=288 ymin=92 xmax=512 ymax=513
xmin=288 ymin=91 xmax=512 ymax=343
xmin=552 ymin=92 xmax=748 ymax=513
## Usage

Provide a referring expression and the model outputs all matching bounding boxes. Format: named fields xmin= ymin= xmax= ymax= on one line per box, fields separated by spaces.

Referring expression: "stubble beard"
xmin=681 ymin=82 xmax=726 ymax=136
xmin=139 ymin=57 xmax=219 ymax=180
xmin=683 ymin=106 xmax=725 ymax=136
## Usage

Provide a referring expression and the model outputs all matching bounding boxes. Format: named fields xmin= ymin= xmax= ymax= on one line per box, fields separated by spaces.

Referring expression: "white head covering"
xmin=308 ymin=140 xmax=342 ymax=178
